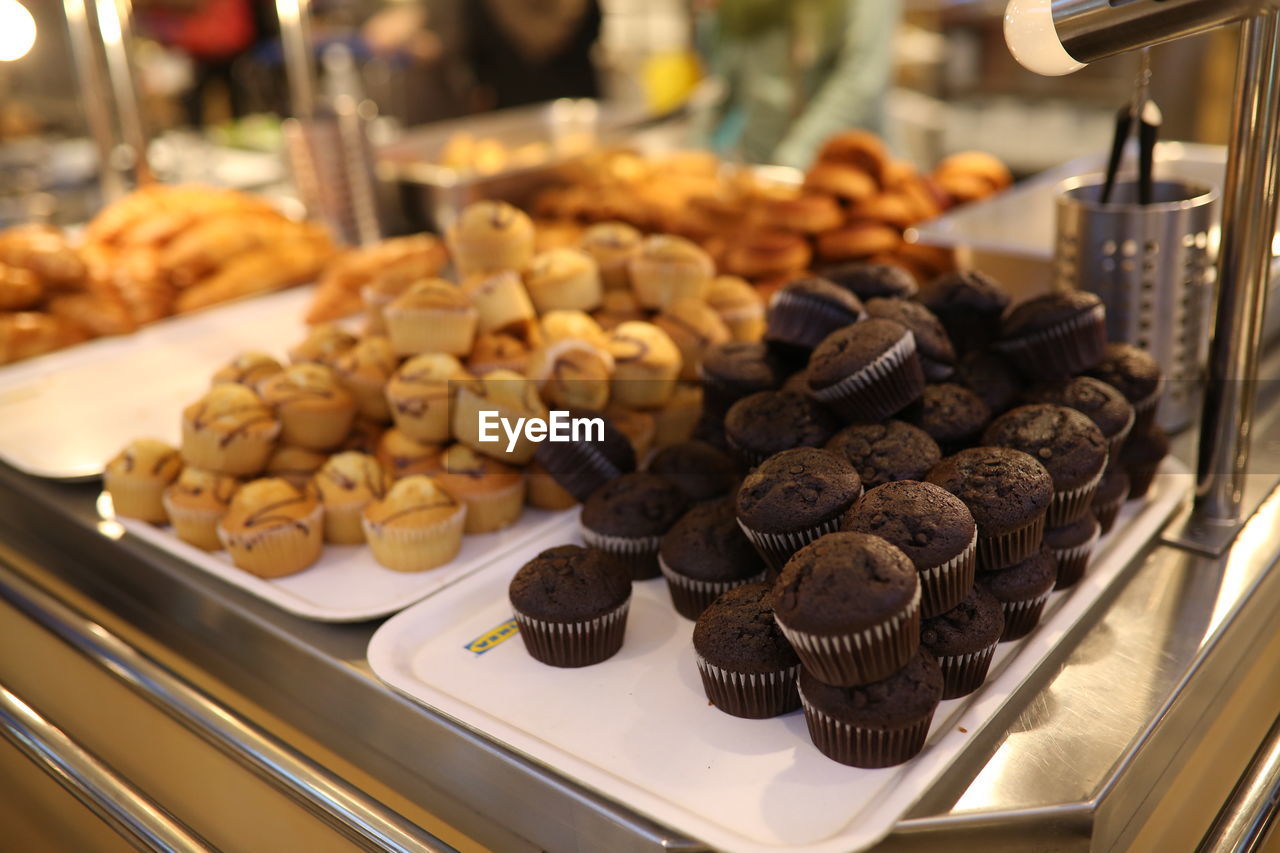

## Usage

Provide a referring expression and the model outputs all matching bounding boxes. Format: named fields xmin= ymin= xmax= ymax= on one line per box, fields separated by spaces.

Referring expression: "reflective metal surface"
xmin=1198 ymin=716 xmax=1280 ymax=853
xmin=1052 ymin=0 xmax=1278 ymax=64
xmin=0 ymin=682 xmax=212 ymax=853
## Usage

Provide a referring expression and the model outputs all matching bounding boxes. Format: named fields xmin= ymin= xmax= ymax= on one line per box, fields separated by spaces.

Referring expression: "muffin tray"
xmin=366 ymin=460 xmax=1189 ymax=853
xmin=0 ymin=287 xmax=318 ymax=481
xmin=118 ymin=507 xmax=578 ymax=622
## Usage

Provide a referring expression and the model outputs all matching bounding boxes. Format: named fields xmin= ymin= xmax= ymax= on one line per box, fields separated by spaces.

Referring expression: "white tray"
xmin=119 ymin=507 xmax=577 ymax=623
xmin=0 ymin=287 xmax=318 ymax=481
xmin=367 ymin=460 xmax=1190 ymax=853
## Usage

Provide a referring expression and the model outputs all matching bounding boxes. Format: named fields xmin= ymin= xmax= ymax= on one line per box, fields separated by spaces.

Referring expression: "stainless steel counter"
xmin=2 ymin=357 xmax=1280 ymax=852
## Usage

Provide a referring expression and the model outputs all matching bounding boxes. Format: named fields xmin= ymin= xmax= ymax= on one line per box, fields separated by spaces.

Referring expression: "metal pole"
xmin=1194 ymin=11 xmax=1280 ymax=521
xmin=276 ymin=0 xmax=318 ymax=120
xmin=94 ymin=0 xmax=153 ymax=185
xmin=63 ymin=0 xmax=125 ymax=201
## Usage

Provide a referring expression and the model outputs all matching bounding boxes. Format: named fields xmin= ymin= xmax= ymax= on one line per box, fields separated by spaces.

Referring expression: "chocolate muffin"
xmin=1092 ymin=465 xmax=1131 ymax=533
xmin=1121 ymin=423 xmax=1170 ymax=499
xmin=798 ymin=650 xmax=942 ymax=767
xmin=1024 ymin=376 xmax=1135 ymax=460
xmin=509 ymin=544 xmax=631 ymax=667
xmin=724 ymin=389 xmax=839 ymax=468
xmin=996 ymin=290 xmax=1107 ymax=380
xmin=660 ymin=499 xmax=768 ymax=619
xmin=822 ymin=261 xmax=920 ymax=300
xmin=825 ymin=420 xmax=942 ymax=488
xmin=807 ymin=318 xmax=925 ymax=422
xmin=926 ymin=446 xmax=1054 ymax=571
xmin=919 ymin=269 xmax=1012 ymax=356
xmin=920 ymin=585 xmax=1005 ymax=698
xmin=904 ymin=383 xmax=992 ymax=454
xmin=764 ymin=276 xmax=866 ymax=354
xmin=1086 ymin=343 xmax=1164 ymax=432
xmin=1044 ymin=515 xmax=1100 ymax=590
xmin=865 ymin=298 xmax=957 ymax=381
xmin=580 ymin=472 xmax=691 ymax=579
xmin=700 ymin=341 xmax=786 ymax=418
xmin=979 ymin=545 xmax=1057 ymax=641
xmin=533 ymin=408 xmax=637 ymax=502
xmin=692 ymin=408 xmax=732 ymax=453
xmin=736 ymin=448 xmax=864 ymax=572
xmin=646 ymin=440 xmax=740 ymax=504
xmin=956 ymin=349 xmax=1024 ymax=415
xmin=694 ymin=582 xmax=801 ymax=718
xmin=982 ymin=404 xmax=1109 ymax=525
xmin=842 ymin=481 xmax=978 ymax=618
xmin=771 ymin=532 xmax=920 ymax=686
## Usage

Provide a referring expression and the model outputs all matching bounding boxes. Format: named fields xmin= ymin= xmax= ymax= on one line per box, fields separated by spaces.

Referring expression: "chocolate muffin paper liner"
xmin=936 ymin=643 xmax=998 ymax=699
xmin=581 ymin=527 xmax=664 ymax=580
xmin=537 ymin=441 xmax=627 ymax=502
xmin=919 ymin=530 xmax=977 ymax=618
xmin=1094 ymin=496 xmax=1124 ymax=534
xmin=1106 ymin=407 xmax=1136 ymax=463
xmin=363 ymin=503 xmax=467 ymax=573
xmin=776 ymin=585 xmax=921 ymax=687
xmin=994 ymin=303 xmax=1106 ymax=380
xmin=1048 ymin=461 xmax=1106 ymax=526
xmin=766 ymin=289 xmax=864 ymax=350
xmin=659 ymin=555 xmax=767 ymax=620
xmin=514 ymin=598 xmax=631 ymax=668
xmin=799 ymin=690 xmax=935 ymax=767
xmin=1051 ymin=525 xmax=1100 ymax=590
xmin=810 ymin=332 xmax=924 ymax=422
xmin=1131 ymin=382 xmax=1165 ymax=434
xmin=738 ymin=515 xmax=845 ymax=574
xmin=977 ymin=512 xmax=1045 ymax=572
xmin=725 ymin=432 xmax=775 ymax=470
xmin=1127 ymin=463 xmax=1161 ymax=499
xmin=696 ymin=655 xmax=801 ymax=719
xmin=998 ymin=591 xmax=1051 ymax=641
xmin=218 ymin=503 xmax=325 ymax=578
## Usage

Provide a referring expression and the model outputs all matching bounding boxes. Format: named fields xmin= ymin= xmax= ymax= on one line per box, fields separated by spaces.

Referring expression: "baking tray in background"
xmin=368 ymin=460 xmax=1189 ymax=853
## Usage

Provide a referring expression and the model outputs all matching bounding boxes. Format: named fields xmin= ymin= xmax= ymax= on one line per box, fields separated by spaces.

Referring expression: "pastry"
xmin=526 ymin=330 xmax=613 ymax=412
xmin=433 ymin=443 xmax=525 ymax=534
xmin=161 ymin=466 xmax=241 ymax=550
xmin=1044 ymin=515 xmax=1100 ymax=590
xmin=362 ymin=475 xmax=466 ymax=572
xmin=724 ymin=390 xmax=838 ymax=469
xmin=526 ymin=459 xmax=580 ymax=510
xmin=1023 ymin=376 xmax=1135 ymax=460
xmin=628 ymin=235 xmax=714 ymax=309
xmin=1085 ymin=343 xmax=1164 ymax=433
xmin=384 ymin=279 xmax=478 ymax=357
xmin=700 ymin=341 xmax=785 ymax=418
xmin=312 ymin=451 xmax=388 ymax=544
xmin=531 ymin=409 xmax=635 ymax=502
xmin=217 ymin=478 xmax=324 ymax=577
xmin=467 ymin=330 xmax=535 ymax=376
xmin=956 ymin=349 xmax=1024 ymax=415
xmin=264 ymin=445 xmax=329 ymax=488
xmin=905 ymin=383 xmax=992 ymax=453
xmin=524 ymin=248 xmax=603 ymax=313
xmin=287 ymin=324 xmax=358 ymax=367
xmin=1120 ymin=423 xmax=1170 ymax=499
xmin=803 ymin=163 xmax=877 ymax=205
xmin=592 ymin=288 xmax=646 ymax=331
xmin=258 ymin=363 xmax=358 ymax=451
xmin=918 ymin=269 xmax=1012 ymax=357
xmin=211 ymin=351 xmax=284 ymax=389
xmin=330 ymin=336 xmax=398 ymax=422
xmin=978 ymin=545 xmax=1057 ymax=641
xmin=385 ymin=353 xmax=470 ymax=444
xmin=722 ymin=230 xmax=811 ymax=280
xmin=461 ymin=270 xmax=537 ymax=335
xmin=753 ymin=193 xmax=844 ymax=235
xmin=451 ymin=369 xmax=548 ymax=465
xmin=806 ymin=318 xmax=926 ymax=422
xmin=825 ymin=421 xmax=942 ymax=489
xmin=693 ymin=582 xmax=800 ymax=718
xmin=180 ymin=384 xmax=280 ymax=476
xmin=509 ymin=544 xmax=631 ymax=667
xmin=864 ymin=297 xmax=957 ymax=381
xmin=660 ymin=498 xmax=766 ymax=619
xmin=104 ymin=438 xmax=183 ymax=522
xmin=308 ymin=233 xmax=449 ymax=324
xmin=579 ymin=221 xmax=642 ymax=291
xmin=653 ymin=298 xmax=731 ymax=382
xmin=606 ymin=321 xmax=682 ymax=409
xmin=376 ymin=428 xmax=443 ymax=480
xmin=823 ymin=261 xmax=919 ymax=300
xmin=764 ymin=276 xmax=865 ymax=354
xmin=1093 ymin=466 xmax=1130 ymax=533
xmin=705 ymin=275 xmax=766 ymax=342
xmin=647 ymin=440 xmax=739 ymax=505
xmin=816 ymin=223 xmax=901 ymax=264
xmin=447 ymin=200 xmax=535 ymax=277
xmin=920 ymin=586 xmax=1005 ymax=699
xmin=996 ymin=291 xmax=1107 ymax=380
xmin=815 ymin=130 xmax=891 ymax=185
xmin=650 ymin=381 xmax=703 ymax=447
xmin=580 ymin=471 xmax=690 ymax=580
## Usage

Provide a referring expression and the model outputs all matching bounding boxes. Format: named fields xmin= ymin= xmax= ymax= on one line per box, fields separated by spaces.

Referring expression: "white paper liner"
xmin=1107 ymin=406 xmax=1137 ymax=462
xmin=513 ymin=597 xmax=631 ymax=668
xmin=809 ymin=331 xmax=923 ymax=421
xmin=362 ymin=503 xmax=467 ymax=573
xmin=1049 ymin=524 xmax=1101 ymax=590
xmin=766 ymin=289 xmax=863 ymax=349
xmin=994 ymin=303 xmax=1106 ymax=379
xmin=977 ymin=511 xmax=1046 ymax=572
xmin=737 ymin=514 xmax=846 ymax=573
xmin=775 ymin=584 xmax=922 ymax=686
xmin=537 ymin=440 xmax=627 ymax=502
xmin=581 ymin=527 xmax=664 ymax=579
xmin=935 ymin=643 xmax=998 ymax=700
xmin=695 ymin=654 xmax=801 ymax=719
xmin=919 ymin=529 xmax=978 ymax=618
xmin=1048 ymin=459 xmax=1107 ymax=527
xmin=798 ymin=687 xmax=935 ymax=768
xmin=660 ymin=554 xmax=767 ymax=618
xmin=998 ymin=590 xmax=1052 ymax=641
xmin=1093 ymin=494 xmax=1124 ymax=533
xmin=217 ymin=502 xmax=325 ymax=578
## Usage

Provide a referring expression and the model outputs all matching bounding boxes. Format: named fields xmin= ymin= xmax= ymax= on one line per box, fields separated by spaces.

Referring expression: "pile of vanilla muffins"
xmin=506 ymin=264 xmax=1170 ymax=769
xmin=528 ymin=132 xmax=1012 ymax=293
xmin=102 ymin=200 xmax=770 ymax=579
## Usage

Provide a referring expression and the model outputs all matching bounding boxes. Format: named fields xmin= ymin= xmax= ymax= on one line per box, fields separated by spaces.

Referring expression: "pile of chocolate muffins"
xmin=509 ymin=262 xmax=1171 ymax=769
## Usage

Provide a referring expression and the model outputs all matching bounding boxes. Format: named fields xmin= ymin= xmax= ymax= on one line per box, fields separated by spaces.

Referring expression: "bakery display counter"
xmin=1 ymin=343 xmax=1279 ymax=853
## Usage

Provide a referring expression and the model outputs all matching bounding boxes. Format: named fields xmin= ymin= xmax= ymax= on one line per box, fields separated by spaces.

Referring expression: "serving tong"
xmin=1101 ymin=49 xmax=1164 ymax=205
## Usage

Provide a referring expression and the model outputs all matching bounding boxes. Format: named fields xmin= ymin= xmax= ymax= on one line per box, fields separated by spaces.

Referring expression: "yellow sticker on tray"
xmin=464 ymin=619 xmax=520 ymax=655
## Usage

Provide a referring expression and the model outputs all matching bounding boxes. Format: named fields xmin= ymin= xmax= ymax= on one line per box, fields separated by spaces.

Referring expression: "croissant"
xmin=175 ymin=230 xmax=334 ymax=313
xmin=46 ymin=291 xmax=137 ymax=337
xmin=0 ymin=263 xmax=43 ymax=310
xmin=0 ymin=312 xmax=88 ymax=364
xmin=0 ymin=225 xmax=86 ymax=290
xmin=158 ymin=211 xmax=295 ymax=287
xmin=304 ymin=233 xmax=447 ymax=323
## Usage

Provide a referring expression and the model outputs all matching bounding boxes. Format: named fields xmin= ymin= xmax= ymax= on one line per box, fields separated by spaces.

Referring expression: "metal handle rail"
xmin=1197 ymin=714 xmax=1280 ymax=853
xmin=0 ymin=682 xmax=213 ymax=853
xmin=0 ymin=562 xmax=458 ymax=853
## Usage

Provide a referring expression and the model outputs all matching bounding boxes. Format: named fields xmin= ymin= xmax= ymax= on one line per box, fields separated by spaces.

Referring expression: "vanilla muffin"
xmin=162 ymin=466 xmax=241 ymax=550
xmin=287 ymin=324 xmax=358 ymax=367
xmin=654 ymin=298 xmax=732 ymax=382
xmin=651 ymin=383 xmax=704 ymax=448
xmin=629 ymin=235 xmax=714 ymax=310
xmin=384 ymin=279 xmax=478 ymax=357
xmin=604 ymin=405 xmax=657 ymax=460
xmin=313 ymin=451 xmax=388 ymax=544
xmin=540 ymin=309 xmax=610 ymax=349
xmin=452 ymin=369 xmax=549 ymax=465
xmin=105 ymin=438 xmax=183 ymax=522
xmin=259 ymin=363 xmax=358 ymax=451
xmin=593 ymin=288 xmax=647 ymax=331
xmin=607 ymin=321 xmax=683 ymax=409
xmin=362 ymin=475 xmax=466 ymax=572
xmin=376 ymin=428 xmax=444 ymax=479
xmin=527 ymin=310 xmax=613 ymax=410
xmin=264 ymin=445 xmax=329 ymax=488
xmin=330 ymin=336 xmax=398 ymax=422
xmin=527 ymin=459 xmax=579 ymax=509
xmin=217 ymin=478 xmax=324 ymax=577
xmin=434 ymin=444 xmax=526 ymax=534
xmin=462 ymin=270 xmax=538 ymax=335
xmin=385 ymin=353 xmax=469 ymax=444
xmin=468 ymin=330 xmax=534 ymax=376
xmin=705 ymin=275 xmax=766 ymax=342
xmin=447 ymin=200 xmax=536 ymax=277
xmin=580 ymin=221 xmax=642 ymax=291
xmin=211 ymin=351 xmax=283 ymax=389
xmin=524 ymin=248 xmax=603 ymax=313
xmin=361 ymin=274 xmax=415 ymax=335
xmin=180 ymin=384 xmax=280 ymax=476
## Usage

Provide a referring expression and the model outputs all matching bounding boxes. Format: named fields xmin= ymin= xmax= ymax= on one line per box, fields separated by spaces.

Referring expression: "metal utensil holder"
xmin=283 ymin=105 xmax=381 ymax=247
xmin=1055 ymin=177 xmax=1218 ymax=432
